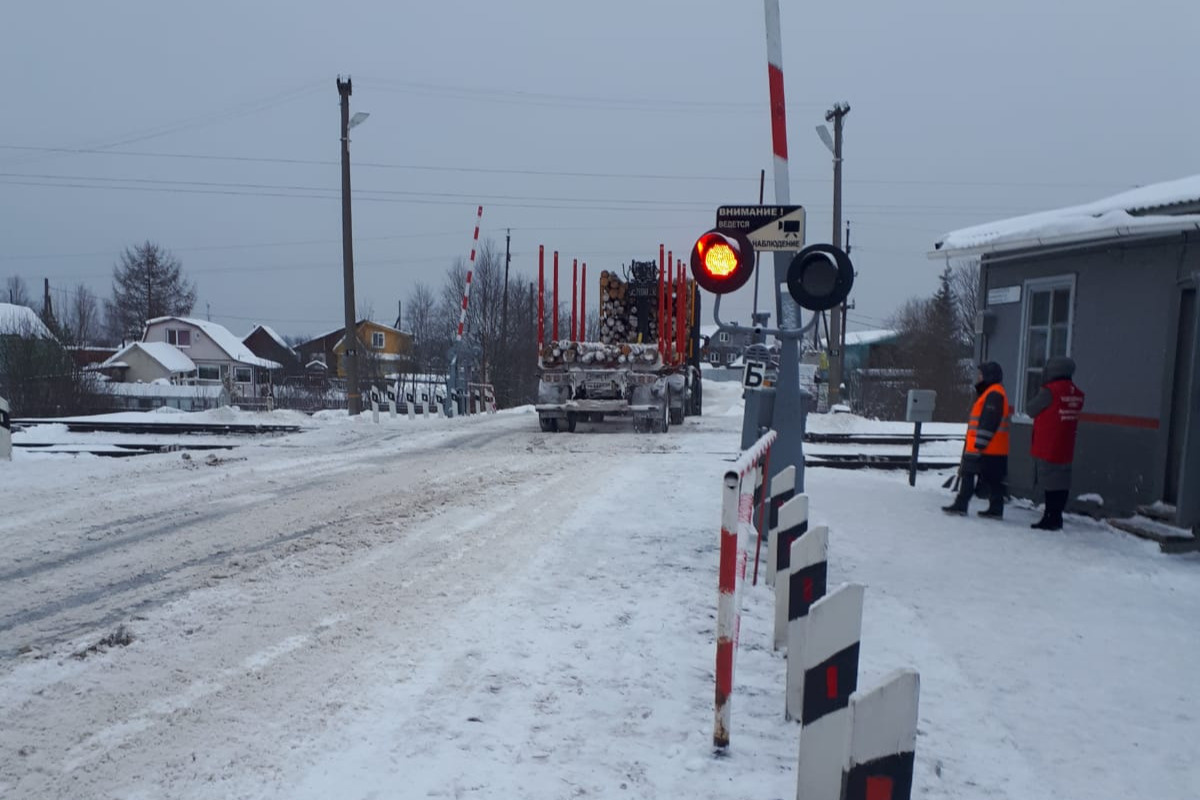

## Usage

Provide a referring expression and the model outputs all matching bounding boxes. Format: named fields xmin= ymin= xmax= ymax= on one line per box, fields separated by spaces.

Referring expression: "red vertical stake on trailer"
xmin=571 ymin=258 xmax=578 ymax=342
xmin=552 ymin=251 xmax=559 ymax=341
xmin=667 ymin=254 xmax=675 ymax=364
xmin=677 ymin=261 xmax=686 ymax=360
xmin=658 ymin=244 xmax=666 ymax=357
xmin=580 ymin=263 xmax=587 ymax=341
xmin=538 ymin=245 xmax=545 ymax=348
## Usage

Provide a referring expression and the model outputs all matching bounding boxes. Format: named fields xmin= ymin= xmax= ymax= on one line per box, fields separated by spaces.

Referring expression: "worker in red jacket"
xmin=944 ymin=362 xmax=1011 ymax=518
xmin=1027 ymin=356 xmax=1085 ymax=530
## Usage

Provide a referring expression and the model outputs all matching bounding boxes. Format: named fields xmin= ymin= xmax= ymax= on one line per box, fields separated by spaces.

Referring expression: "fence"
xmin=713 ymin=428 xmax=776 ymax=749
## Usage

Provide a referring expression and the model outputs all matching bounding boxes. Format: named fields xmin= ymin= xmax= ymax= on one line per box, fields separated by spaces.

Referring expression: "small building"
xmin=0 ymin=302 xmax=55 ymax=340
xmin=243 ymin=324 xmax=301 ymax=376
xmin=296 ymin=320 xmax=414 ymax=381
xmin=99 ymin=341 xmax=197 ymax=384
xmin=699 ymin=323 xmax=757 ymax=367
xmin=142 ymin=316 xmax=281 ymax=399
xmin=932 ymin=175 xmax=1200 ymax=528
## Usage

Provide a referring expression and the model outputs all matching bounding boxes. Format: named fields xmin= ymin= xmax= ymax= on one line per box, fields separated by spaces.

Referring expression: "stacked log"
xmin=540 ymin=340 xmax=659 ymax=368
xmin=598 ymin=271 xmax=631 ymax=344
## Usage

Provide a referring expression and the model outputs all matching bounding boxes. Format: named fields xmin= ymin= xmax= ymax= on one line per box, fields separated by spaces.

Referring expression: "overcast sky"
xmin=2 ymin=0 xmax=1198 ymax=340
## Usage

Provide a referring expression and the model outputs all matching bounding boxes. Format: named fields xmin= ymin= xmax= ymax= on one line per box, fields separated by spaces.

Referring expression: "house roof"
xmin=932 ymin=174 xmax=1200 ymax=258
xmin=843 ymin=328 xmax=898 ymax=347
xmin=102 ymin=341 xmax=197 ymax=373
xmin=244 ymin=324 xmax=294 ymax=354
xmin=145 ymin=316 xmax=281 ymax=369
xmin=0 ymin=303 xmax=55 ymax=338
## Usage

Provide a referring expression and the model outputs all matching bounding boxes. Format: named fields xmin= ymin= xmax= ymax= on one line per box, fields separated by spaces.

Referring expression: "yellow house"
xmin=331 ymin=320 xmax=414 ymax=379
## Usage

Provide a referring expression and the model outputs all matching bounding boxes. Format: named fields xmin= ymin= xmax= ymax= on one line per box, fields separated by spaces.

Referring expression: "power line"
xmin=0 ymin=144 xmax=1137 ymax=191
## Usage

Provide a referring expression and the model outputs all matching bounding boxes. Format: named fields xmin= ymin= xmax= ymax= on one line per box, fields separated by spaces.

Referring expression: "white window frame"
xmin=168 ymin=328 xmax=192 ymax=348
xmin=371 ymin=331 xmax=385 ymax=349
xmin=196 ymin=364 xmax=221 ymax=382
xmin=1015 ymin=274 xmax=1076 ymax=415
xmin=718 ymin=332 xmax=731 ymax=343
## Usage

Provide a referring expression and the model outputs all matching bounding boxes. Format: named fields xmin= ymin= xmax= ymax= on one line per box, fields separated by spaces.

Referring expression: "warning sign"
xmin=715 ymin=205 xmax=806 ymax=251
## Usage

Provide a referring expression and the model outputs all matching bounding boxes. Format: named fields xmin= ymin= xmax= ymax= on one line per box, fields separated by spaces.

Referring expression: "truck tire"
xmin=565 ymin=412 xmax=578 ymax=433
xmin=669 ymin=405 xmax=684 ymax=426
xmin=539 ymin=415 xmax=558 ymax=433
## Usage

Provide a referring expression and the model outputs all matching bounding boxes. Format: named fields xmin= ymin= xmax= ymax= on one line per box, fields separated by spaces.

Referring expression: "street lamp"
xmin=337 ymin=76 xmax=368 ymax=414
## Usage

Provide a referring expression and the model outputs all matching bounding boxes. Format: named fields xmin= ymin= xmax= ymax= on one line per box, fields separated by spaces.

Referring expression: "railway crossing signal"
xmin=690 ymin=230 xmax=756 ymax=295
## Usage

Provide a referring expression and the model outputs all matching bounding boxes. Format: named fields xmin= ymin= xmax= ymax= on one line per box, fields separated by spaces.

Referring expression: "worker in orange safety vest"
xmin=943 ymin=361 xmax=1011 ymax=519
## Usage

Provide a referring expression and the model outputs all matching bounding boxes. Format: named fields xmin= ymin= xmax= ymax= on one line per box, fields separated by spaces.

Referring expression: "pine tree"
xmin=105 ymin=242 xmax=196 ymax=341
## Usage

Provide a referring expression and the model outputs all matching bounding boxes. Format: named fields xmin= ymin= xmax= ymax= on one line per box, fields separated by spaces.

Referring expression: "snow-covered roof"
xmin=102 ymin=341 xmax=197 ymax=374
xmin=843 ymin=329 xmax=897 ymax=347
xmin=245 ymin=324 xmax=294 ymax=354
xmin=145 ymin=317 xmax=281 ymax=369
xmin=933 ymin=174 xmax=1200 ymax=257
xmin=0 ymin=303 xmax=55 ymax=338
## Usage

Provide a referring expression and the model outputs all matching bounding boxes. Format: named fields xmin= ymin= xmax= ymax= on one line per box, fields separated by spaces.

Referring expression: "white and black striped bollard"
xmin=370 ymin=386 xmax=381 ymax=424
xmin=405 ymin=392 xmax=415 ymax=420
xmin=0 ymin=396 xmax=11 ymax=461
xmin=792 ymin=583 xmax=864 ymax=800
xmin=841 ymin=669 xmax=920 ymax=800
xmin=783 ymin=525 xmax=830 ymax=714
xmin=387 ymin=384 xmax=398 ymax=419
xmin=772 ymin=497 xmax=811 ymax=650
xmin=765 ymin=465 xmax=797 ymax=588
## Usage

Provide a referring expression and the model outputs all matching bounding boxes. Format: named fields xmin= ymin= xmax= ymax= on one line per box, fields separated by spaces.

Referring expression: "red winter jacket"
xmin=1030 ymin=378 xmax=1085 ymax=463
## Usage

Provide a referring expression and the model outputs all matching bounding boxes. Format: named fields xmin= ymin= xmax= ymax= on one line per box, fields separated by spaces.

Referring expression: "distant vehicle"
xmin=535 ymin=259 xmax=702 ymax=433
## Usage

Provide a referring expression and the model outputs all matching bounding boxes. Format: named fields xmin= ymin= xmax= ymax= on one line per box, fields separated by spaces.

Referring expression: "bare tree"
xmin=105 ymin=241 xmax=197 ymax=341
xmin=949 ymin=259 xmax=981 ymax=352
xmin=5 ymin=275 xmax=31 ymax=307
xmin=404 ymin=281 xmax=440 ymax=375
xmin=58 ymin=284 xmax=101 ymax=346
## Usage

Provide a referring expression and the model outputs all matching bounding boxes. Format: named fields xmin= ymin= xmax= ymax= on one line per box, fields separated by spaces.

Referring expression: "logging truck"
xmin=535 ymin=256 xmax=702 ymax=433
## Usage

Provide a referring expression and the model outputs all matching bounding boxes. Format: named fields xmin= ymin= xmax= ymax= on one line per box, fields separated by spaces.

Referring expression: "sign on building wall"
xmin=986 ymin=285 xmax=1021 ymax=305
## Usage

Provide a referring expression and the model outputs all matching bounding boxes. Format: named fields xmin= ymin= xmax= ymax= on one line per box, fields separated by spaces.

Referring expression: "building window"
xmin=1018 ymin=275 xmax=1075 ymax=412
xmin=234 ymin=367 xmax=253 ymax=383
xmin=197 ymin=364 xmax=220 ymax=381
xmin=726 ymin=352 xmax=736 ymax=364
xmin=718 ymin=332 xmax=731 ymax=343
xmin=168 ymin=329 xmax=192 ymax=348
xmin=371 ymin=331 xmax=385 ymax=349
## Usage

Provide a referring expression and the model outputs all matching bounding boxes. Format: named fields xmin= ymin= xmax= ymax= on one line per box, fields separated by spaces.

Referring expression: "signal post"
xmin=689 ymin=207 xmax=854 ymax=490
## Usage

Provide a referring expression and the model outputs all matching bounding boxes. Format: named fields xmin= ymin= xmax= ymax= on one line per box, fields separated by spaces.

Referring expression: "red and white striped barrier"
xmin=0 ymin=395 xmax=11 ymax=461
xmin=792 ymin=583 xmax=864 ymax=800
xmin=714 ymin=428 xmax=777 ymax=750
xmin=842 ymin=669 xmax=920 ymax=800
xmin=770 ymin=498 xmax=812 ymax=649
xmin=455 ymin=205 xmax=483 ymax=344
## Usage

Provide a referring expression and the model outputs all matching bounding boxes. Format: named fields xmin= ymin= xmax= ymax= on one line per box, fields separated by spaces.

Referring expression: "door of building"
xmin=1164 ymin=288 xmax=1196 ymax=508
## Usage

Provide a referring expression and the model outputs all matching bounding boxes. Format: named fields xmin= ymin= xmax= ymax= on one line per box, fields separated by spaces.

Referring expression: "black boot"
xmin=943 ymin=475 xmax=973 ymax=514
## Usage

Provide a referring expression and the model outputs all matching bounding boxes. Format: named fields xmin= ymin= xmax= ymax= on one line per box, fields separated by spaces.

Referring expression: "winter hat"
xmin=978 ymin=361 xmax=1004 ymax=385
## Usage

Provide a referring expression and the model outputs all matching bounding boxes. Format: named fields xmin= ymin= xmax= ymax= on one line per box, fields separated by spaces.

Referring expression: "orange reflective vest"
xmin=965 ymin=384 xmax=1011 ymax=456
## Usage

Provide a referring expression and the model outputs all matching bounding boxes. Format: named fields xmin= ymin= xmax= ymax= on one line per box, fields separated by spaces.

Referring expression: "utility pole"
xmin=500 ymin=229 xmax=512 ymax=404
xmin=338 ymin=75 xmax=361 ymax=415
xmin=826 ymin=102 xmax=850 ymax=407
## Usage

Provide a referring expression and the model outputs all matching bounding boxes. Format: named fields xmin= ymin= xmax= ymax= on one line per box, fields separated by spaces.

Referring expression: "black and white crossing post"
xmin=0 ymin=395 xmax=11 ymax=461
xmin=842 ymin=669 xmax=920 ymax=800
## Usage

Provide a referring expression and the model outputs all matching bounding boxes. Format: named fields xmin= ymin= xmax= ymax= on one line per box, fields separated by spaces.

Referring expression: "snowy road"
xmin=1 ymin=391 xmax=1198 ymax=799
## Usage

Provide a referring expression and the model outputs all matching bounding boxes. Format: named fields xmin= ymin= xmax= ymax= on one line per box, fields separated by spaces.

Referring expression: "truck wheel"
xmin=565 ymin=412 xmax=578 ymax=433
xmin=655 ymin=395 xmax=670 ymax=433
xmin=669 ymin=406 xmax=684 ymax=426
xmin=539 ymin=416 xmax=558 ymax=433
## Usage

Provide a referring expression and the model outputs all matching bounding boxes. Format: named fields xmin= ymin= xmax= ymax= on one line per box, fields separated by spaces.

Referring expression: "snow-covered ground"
xmin=1 ymin=384 xmax=1197 ymax=799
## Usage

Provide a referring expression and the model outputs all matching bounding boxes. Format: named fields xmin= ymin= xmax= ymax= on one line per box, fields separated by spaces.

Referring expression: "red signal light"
xmin=690 ymin=230 xmax=755 ymax=295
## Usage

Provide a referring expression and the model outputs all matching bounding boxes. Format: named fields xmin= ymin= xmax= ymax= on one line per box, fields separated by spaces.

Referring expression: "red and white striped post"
xmin=571 ymin=258 xmax=578 ymax=342
xmin=765 ymin=0 xmax=791 ymax=207
xmin=537 ymin=245 xmax=545 ymax=348
xmin=714 ymin=429 xmax=778 ymax=750
xmin=552 ymin=251 xmax=560 ymax=342
xmin=579 ymin=262 xmax=587 ymax=341
xmin=455 ymin=205 xmax=483 ymax=344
